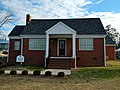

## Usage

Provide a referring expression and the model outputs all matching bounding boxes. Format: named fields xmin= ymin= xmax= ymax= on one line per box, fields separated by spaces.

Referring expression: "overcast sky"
xmin=0 ymin=0 xmax=120 ymax=36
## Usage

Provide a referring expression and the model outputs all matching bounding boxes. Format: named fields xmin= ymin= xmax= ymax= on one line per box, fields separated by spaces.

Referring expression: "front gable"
xmin=46 ymin=21 xmax=76 ymax=34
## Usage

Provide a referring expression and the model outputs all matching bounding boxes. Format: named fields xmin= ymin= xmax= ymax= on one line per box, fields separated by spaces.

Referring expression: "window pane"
xmin=79 ymin=38 xmax=93 ymax=50
xmin=29 ymin=39 xmax=34 ymax=50
xmin=29 ymin=39 xmax=46 ymax=50
xmin=14 ymin=41 xmax=20 ymax=50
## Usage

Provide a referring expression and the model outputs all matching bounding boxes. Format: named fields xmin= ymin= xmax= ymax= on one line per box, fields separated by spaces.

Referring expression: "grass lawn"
xmin=0 ymin=60 xmax=120 ymax=90
xmin=2 ymin=65 xmax=45 ymax=71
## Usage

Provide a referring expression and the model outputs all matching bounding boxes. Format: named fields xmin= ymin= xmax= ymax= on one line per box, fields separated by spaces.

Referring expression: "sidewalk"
xmin=4 ymin=69 xmax=71 ymax=75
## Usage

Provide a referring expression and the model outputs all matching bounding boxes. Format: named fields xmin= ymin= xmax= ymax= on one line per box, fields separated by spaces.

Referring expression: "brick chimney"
xmin=26 ymin=14 xmax=31 ymax=25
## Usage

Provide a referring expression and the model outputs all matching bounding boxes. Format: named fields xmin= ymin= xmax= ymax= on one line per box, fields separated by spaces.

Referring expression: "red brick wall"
xmin=70 ymin=59 xmax=75 ymax=68
xmin=9 ymin=38 xmax=72 ymax=66
xmin=49 ymin=38 xmax=57 ymax=57
xmin=9 ymin=39 xmax=21 ymax=64
xmin=76 ymin=38 xmax=105 ymax=67
xmin=106 ymin=46 xmax=116 ymax=60
xmin=9 ymin=38 xmax=105 ymax=67
xmin=23 ymin=38 xmax=45 ymax=66
xmin=66 ymin=38 xmax=72 ymax=57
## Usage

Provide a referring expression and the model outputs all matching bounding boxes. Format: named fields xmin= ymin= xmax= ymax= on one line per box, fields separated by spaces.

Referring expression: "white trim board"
xmin=9 ymin=37 xmax=22 ymax=39
xmin=77 ymin=35 xmax=106 ymax=38
xmin=20 ymin=35 xmax=46 ymax=38
xmin=106 ymin=44 xmax=116 ymax=46
xmin=9 ymin=35 xmax=106 ymax=39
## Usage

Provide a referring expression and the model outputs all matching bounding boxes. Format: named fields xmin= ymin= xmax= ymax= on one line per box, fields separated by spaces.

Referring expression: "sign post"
xmin=16 ymin=55 xmax=24 ymax=65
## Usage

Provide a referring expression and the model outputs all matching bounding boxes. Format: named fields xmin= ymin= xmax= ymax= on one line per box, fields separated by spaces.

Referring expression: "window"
xmin=14 ymin=41 xmax=20 ymax=50
xmin=29 ymin=39 xmax=46 ymax=50
xmin=79 ymin=38 xmax=93 ymax=50
xmin=5 ymin=44 xmax=8 ymax=50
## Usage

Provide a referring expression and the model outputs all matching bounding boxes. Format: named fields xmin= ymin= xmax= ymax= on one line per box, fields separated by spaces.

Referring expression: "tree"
xmin=0 ymin=13 xmax=12 ymax=27
xmin=0 ymin=9 xmax=13 ymax=40
xmin=105 ymin=24 xmax=120 ymax=44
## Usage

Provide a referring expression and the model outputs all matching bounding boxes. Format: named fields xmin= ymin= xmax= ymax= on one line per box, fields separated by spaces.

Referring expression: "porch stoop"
xmin=47 ymin=57 xmax=73 ymax=69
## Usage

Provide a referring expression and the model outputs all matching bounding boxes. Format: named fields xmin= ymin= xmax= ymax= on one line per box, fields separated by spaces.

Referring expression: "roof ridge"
xmin=30 ymin=18 xmax=100 ymax=21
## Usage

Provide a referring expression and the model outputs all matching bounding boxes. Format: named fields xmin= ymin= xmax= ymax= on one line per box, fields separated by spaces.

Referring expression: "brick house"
xmin=0 ymin=40 xmax=9 ymax=50
xmin=8 ymin=14 xmax=107 ymax=68
xmin=105 ymin=35 xmax=116 ymax=60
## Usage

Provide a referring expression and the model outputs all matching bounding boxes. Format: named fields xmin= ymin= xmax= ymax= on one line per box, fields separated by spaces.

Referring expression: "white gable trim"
xmin=46 ymin=21 xmax=76 ymax=34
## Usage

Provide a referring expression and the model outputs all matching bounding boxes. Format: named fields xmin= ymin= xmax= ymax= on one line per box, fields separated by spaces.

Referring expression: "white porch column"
xmin=72 ymin=34 xmax=76 ymax=57
xmin=45 ymin=34 xmax=49 ymax=67
xmin=104 ymin=37 xmax=106 ymax=66
xmin=72 ymin=34 xmax=76 ymax=68
xmin=21 ymin=38 xmax=23 ymax=56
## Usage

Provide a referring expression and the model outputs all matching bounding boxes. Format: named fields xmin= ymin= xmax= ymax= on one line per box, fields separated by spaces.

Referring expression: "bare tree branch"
xmin=0 ymin=14 xmax=12 ymax=27
xmin=0 ymin=8 xmax=14 ymax=40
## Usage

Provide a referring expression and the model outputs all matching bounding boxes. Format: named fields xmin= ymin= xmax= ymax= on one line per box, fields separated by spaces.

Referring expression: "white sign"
xmin=16 ymin=55 xmax=24 ymax=62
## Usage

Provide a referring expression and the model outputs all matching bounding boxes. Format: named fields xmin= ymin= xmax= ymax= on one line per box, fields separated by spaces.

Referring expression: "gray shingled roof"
xmin=9 ymin=18 xmax=106 ymax=36
xmin=8 ymin=25 xmax=25 ymax=36
xmin=105 ymin=35 xmax=116 ymax=45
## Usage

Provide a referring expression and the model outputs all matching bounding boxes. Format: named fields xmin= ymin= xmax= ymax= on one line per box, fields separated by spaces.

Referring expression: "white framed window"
xmin=29 ymin=39 xmax=46 ymax=50
xmin=79 ymin=38 xmax=93 ymax=50
xmin=14 ymin=41 xmax=20 ymax=50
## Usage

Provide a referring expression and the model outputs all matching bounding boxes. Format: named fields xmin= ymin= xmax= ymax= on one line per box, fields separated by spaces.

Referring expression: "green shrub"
xmin=0 ymin=70 xmax=5 ymax=74
xmin=33 ymin=70 xmax=40 ymax=75
xmin=45 ymin=71 xmax=52 ymax=76
xmin=22 ymin=70 xmax=28 ymax=75
xmin=57 ymin=72 xmax=65 ymax=77
xmin=10 ymin=70 xmax=17 ymax=75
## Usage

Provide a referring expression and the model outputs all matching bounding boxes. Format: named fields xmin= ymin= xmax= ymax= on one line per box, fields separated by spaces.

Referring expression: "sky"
xmin=0 ymin=0 xmax=120 ymax=36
